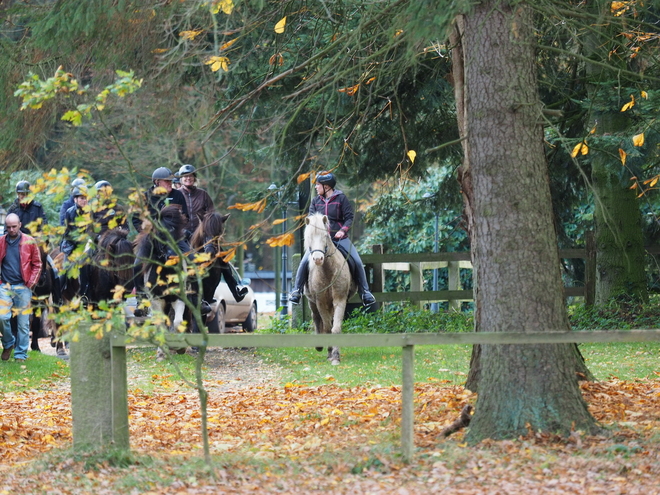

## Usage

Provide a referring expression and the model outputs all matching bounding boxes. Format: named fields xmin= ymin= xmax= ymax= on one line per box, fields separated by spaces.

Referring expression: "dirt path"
xmin=36 ymin=333 xmax=284 ymax=392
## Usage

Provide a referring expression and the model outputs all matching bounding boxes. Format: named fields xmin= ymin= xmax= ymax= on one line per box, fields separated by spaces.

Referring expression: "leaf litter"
xmin=1 ymin=353 xmax=659 ymax=494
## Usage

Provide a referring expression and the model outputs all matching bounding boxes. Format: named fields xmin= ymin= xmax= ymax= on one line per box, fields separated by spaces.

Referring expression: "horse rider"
xmin=91 ymin=180 xmax=128 ymax=239
xmin=175 ymin=164 xmax=215 ymax=235
xmin=289 ymin=172 xmax=376 ymax=307
xmin=59 ymin=177 xmax=87 ymax=226
xmin=131 ymin=167 xmax=189 ymax=233
xmin=60 ymin=185 xmax=94 ymax=302
xmin=8 ymin=180 xmax=48 ymax=235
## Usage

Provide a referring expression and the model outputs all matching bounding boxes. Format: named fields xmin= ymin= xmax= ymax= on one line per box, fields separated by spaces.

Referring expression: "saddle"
xmin=333 ymin=240 xmax=358 ymax=278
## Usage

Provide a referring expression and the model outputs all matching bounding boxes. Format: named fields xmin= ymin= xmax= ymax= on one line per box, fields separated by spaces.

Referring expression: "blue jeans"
xmin=0 ymin=284 xmax=32 ymax=360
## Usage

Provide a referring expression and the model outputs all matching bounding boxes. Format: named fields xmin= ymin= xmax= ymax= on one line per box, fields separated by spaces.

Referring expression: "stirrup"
xmin=361 ymin=291 xmax=376 ymax=307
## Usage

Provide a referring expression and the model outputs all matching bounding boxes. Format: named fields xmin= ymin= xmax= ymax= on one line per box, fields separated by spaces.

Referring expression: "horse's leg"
xmin=30 ymin=314 xmax=41 ymax=351
xmin=309 ymin=300 xmax=324 ymax=352
xmin=328 ymin=297 xmax=349 ymax=366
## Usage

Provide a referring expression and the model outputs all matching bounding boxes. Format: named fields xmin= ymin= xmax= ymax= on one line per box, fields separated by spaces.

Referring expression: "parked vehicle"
xmin=208 ymin=264 xmax=257 ymax=333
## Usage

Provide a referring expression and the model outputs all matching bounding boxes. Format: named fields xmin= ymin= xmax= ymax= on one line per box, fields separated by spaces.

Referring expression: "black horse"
xmin=88 ymin=228 xmax=135 ymax=304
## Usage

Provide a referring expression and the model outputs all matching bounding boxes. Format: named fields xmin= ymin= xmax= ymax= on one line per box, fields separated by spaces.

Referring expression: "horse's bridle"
xmin=309 ymin=238 xmax=336 ymax=258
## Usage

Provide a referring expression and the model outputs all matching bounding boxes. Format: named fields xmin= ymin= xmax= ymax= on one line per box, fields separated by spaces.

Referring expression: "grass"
xmin=0 ymin=350 xmax=70 ymax=394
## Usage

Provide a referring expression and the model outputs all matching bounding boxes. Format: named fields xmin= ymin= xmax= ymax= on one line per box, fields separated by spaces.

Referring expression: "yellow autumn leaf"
xmin=222 ymin=247 xmax=237 ymax=263
xmin=650 ymin=177 xmax=658 ymax=188
xmin=179 ymin=30 xmax=203 ymax=41
xmin=220 ymin=38 xmax=238 ymax=51
xmin=632 ymin=133 xmax=644 ymax=147
xmin=641 ymin=90 xmax=648 ymax=99
xmin=619 ymin=148 xmax=627 ymax=165
xmin=589 ymin=124 xmax=597 ymax=134
xmin=407 ymin=150 xmax=417 ymax=164
xmin=212 ymin=0 xmax=234 ymax=15
xmin=228 ymin=199 xmax=267 ymax=213
xmin=274 ymin=16 xmax=287 ymax=34
xmin=621 ymin=95 xmax=635 ymax=112
xmin=205 ymin=56 xmax=230 ymax=72
xmin=630 ymin=182 xmax=638 ymax=190
xmin=164 ymin=257 xmax=180 ymax=266
xmin=297 ymin=172 xmax=311 ymax=184
xmin=266 ymin=233 xmax=295 ymax=247
xmin=570 ymin=142 xmax=588 ymax=157
xmin=272 ymin=218 xmax=287 ymax=225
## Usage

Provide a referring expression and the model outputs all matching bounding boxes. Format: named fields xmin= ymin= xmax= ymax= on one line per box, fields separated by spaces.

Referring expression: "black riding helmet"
xmin=71 ymin=178 xmax=86 ymax=188
xmin=16 ymin=180 xmax=30 ymax=194
xmin=152 ymin=167 xmax=173 ymax=183
xmin=72 ymin=185 xmax=89 ymax=198
xmin=316 ymin=172 xmax=336 ymax=189
xmin=177 ymin=164 xmax=196 ymax=177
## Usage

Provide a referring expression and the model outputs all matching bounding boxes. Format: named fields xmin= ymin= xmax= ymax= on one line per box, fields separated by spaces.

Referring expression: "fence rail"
xmin=70 ymin=328 xmax=660 ymax=464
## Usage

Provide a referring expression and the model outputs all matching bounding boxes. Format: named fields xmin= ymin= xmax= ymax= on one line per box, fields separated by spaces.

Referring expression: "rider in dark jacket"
xmin=176 ymin=164 xmax=215 ymax=234
xmin=289 ymin=172 xmax=375 ymax=306
xmin=8 ymin=181 xmax=48 ymax=235
xmin=131 ymin=167 xmax=189 ymax=232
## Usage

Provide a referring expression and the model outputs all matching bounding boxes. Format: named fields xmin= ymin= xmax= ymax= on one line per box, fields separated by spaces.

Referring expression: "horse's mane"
xmin=135 ymin=204 xmax=185 ymax=255
xmin=98 ymin=228 xmax=129 ymax=252
xmin=304 ymin=213 xmax=329 ymax=251
xmin=190 ymin=212 xmax=229 ymax=250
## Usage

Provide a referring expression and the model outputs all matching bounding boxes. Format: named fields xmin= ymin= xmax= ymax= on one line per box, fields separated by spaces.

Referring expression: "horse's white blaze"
xmin=172 ymin=299 xmax=186 ymax=330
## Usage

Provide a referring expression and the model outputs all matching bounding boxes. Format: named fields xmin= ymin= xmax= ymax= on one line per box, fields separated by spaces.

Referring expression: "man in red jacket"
xmin=0 ymin=213 xmax=43 ymax=362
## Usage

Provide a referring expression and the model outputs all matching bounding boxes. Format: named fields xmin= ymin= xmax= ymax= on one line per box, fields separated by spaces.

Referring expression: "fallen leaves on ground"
xmin=1 ymin=380 xmax=660 ymax=494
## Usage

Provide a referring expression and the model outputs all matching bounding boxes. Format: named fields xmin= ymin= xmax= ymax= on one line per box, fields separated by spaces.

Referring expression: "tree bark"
xmin=461 ymin=1 xmax=597 ymax=441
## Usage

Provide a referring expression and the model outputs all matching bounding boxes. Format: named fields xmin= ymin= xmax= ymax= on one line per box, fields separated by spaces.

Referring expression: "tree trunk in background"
xmin=460 ymin=1 xmax=597 ymax=441
xmin=584 ymin=5 xmax=648 ymax=306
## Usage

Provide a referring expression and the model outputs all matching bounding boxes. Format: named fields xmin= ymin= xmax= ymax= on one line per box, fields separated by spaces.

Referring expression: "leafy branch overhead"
xmin=14 ymin=67 xmax=142 ymax=126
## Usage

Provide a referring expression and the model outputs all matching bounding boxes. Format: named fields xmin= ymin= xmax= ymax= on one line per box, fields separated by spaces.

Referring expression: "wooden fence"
xmin=72 ymin=328 xmax=660 ymax=464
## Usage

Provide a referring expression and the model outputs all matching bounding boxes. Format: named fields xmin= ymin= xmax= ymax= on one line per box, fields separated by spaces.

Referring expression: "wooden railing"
xmin=72 ymin=328 xmax=660 ymax=464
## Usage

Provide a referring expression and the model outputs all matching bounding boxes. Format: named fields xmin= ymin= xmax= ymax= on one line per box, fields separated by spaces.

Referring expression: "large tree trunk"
xmin=461 ymin=1 xmax=597 ymax=441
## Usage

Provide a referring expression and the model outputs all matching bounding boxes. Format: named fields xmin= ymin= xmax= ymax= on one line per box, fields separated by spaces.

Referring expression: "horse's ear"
xmin=322 ymin=215 xmax=329 ymax=225
xmin=221 ymin=213 xmax=230 ymax=222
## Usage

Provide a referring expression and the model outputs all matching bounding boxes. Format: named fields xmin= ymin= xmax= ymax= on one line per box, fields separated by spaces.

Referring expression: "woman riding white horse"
xmin=289 ymin=172 xmax=375 ymax=307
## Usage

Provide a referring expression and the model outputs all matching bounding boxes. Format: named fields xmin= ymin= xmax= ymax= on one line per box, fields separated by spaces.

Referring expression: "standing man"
xmin=176 ymin=164 xmax=214 ymax=234
xmin=0 ymin=213 xmax=43 ymax=362
xmin=8 ymin=180 xmax=48 ymax=235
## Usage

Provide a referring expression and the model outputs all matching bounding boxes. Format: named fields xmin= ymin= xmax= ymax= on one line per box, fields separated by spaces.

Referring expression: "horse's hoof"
xmin=315 ymin=347 xmax=323 ymax=352
xmin=331 ymin=359 xmax=340 ymax=366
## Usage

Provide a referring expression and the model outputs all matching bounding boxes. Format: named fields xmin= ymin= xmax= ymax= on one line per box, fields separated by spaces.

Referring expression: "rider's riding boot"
xmin=201 ymin=300 xmax=212 ymax=316
xmin=289 ymin=288 xmax=303 ymax=305
xmin=220 ymin=262 xmax=248 ymax=302
xmin=289 ymin=255 xmax=309 ymax=305
xmin=353 ymin=263 xmax=376 ymax=306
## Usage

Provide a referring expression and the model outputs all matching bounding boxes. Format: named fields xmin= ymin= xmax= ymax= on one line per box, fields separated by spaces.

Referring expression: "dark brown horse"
xmin=189 ymin=211 xmax=247 ymax=332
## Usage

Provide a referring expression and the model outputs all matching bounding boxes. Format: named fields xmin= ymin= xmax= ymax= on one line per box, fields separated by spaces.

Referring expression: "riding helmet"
xmin=95 ymin=180 xmax=112 ymax=190
xmin=316 ymin=172 xmax=336 ymax=188
xmin=177 ymin=164 xmax=196 ymax=177
xmin=151 ymin=167 xmax=173 ymax=182
xmin=72 ymin=185 xmax=89 ymax=198
xmin=71 ymin=178 xmax=86 ymax=188
xmin=15 ymin=180 xmax=30 ymax=193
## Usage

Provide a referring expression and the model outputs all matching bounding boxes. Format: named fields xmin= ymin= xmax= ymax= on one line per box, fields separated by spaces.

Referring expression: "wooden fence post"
xmin=371 ymin=244 xmax=384 ymax=311
xmin=401 ymin=344 xmax=415 ymax=463
xmin=448 ymin=260 xmax=461 ymax=312
xmin=585 ymin=231 xmax=596 ymax=306
xmin=409 ymin=262 xmax=423 ymax=309
xmin=70 ymin=326 xmax=129 ymax=451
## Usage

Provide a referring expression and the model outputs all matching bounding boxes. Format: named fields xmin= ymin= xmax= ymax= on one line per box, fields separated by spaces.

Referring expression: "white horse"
xmin=303 ymin=213 xmax=357 ymax=365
